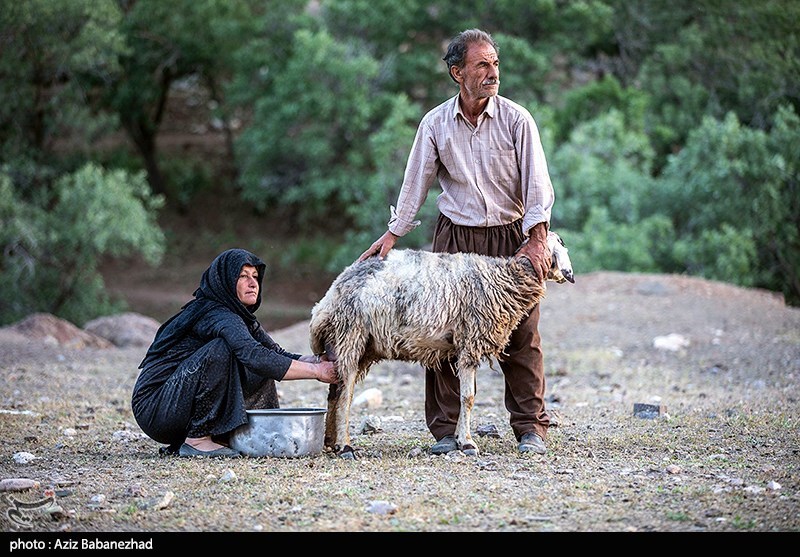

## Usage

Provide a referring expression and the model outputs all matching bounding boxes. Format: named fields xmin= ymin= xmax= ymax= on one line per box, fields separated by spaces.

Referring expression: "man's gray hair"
xmin=442 ymin=29 xmax=499 ymax=83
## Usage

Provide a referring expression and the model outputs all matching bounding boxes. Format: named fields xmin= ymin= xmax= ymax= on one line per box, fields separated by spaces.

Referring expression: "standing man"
xmin=358 ymin=28 xmax=555 ymax=455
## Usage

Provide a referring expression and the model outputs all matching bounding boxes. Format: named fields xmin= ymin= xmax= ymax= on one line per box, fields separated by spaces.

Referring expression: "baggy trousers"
xmin=424 ymin=214 xmax=551 ymax=442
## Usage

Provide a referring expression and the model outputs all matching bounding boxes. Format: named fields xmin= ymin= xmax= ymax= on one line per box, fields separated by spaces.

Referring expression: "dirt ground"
xmin=1 ymin=268 xmax=798 ymax=534
xmin=2 ymin=90 xmax=798 ymax=536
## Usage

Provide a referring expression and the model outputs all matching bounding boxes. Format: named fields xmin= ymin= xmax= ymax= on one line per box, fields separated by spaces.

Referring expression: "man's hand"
xmin=515 ymin=222 xmax=551 ymax=282
xmin=357 ymin=230 xmax=398 ymax=262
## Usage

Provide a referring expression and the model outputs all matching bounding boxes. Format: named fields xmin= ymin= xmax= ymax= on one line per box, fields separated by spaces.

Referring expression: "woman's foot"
xmin=184 ymin=436 xmax=228 ymax=451
xmin=179 ymin=436 xmax=240 ymax=458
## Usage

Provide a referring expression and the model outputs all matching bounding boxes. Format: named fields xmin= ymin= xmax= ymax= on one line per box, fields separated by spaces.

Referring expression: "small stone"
xmin=653 ymin=333 xmax=690 ymax=351
xmin=633 ymin=403 xmax=666 ymax=419
xmin=12 ymin=452 xmax=38 ymax=464
xmin=366 ymin=500 xmax=397 ymax=515
xmin=475 ymin=424 xmax=501 ymax=438
xmin=220 ymin=469 xmax=237 ymax=483
xmin=0 ymin=478 xmax=40 ymax=492
xmin=153 ymin=491 xmax=174 ymax=510
xmin=353 ymin=387 xmax=383 ymax=408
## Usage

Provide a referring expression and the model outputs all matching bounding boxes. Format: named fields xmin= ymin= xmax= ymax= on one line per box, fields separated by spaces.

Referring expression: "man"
xmin=358 ymin=28 xmax=555 ymax=455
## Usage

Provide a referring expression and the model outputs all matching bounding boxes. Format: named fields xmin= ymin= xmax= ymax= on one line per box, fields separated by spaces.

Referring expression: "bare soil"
xmin=2 ymin=90 xmax=798 ymax=536
xmin=1 ymin=268 xmax=798 ymax=534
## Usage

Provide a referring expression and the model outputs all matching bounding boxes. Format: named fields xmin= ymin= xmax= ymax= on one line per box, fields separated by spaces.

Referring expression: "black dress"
xmin=131 ymin=248 xmax=301 ymax=452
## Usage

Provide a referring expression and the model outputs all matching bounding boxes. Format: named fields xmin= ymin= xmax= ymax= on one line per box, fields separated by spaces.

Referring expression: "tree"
xmin=82 ymin=0 xmax=260 ymax=197
xmin=0 ymin=163 xmax=165 ymax=326
xmin=653 ymin=108 xmax=800 ymax=303
xmin=0 ymin=0 xmax=124 ymax=163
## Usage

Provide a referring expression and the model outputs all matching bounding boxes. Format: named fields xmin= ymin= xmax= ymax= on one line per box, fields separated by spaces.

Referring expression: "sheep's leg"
xmin=455 ymin=363 xmax=479 ymax=456
xmin=331 ymin=351 xmax=363 ymax=459
xmin=324 ymin=383 xmax=340 ymax=451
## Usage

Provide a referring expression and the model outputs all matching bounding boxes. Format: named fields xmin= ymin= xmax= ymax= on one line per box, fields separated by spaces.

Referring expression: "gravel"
xmin=1 ymin=271 xmax=799 ymax=533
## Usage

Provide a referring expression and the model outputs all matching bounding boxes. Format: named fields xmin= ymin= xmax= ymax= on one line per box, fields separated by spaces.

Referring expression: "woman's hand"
xmin=314 ymin=359 xmax=339 ymax=384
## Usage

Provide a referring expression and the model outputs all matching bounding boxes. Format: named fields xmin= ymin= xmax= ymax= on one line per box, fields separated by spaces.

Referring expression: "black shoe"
xmin=178 ymin=443 xmax=241 ymax=458
xmin=159 ymin=443 xmax=181 ymax=457
xmin=429 ymin=434 xmax=457 ymax=455
xmin=518 ymin=432 xmax=546 ymax=455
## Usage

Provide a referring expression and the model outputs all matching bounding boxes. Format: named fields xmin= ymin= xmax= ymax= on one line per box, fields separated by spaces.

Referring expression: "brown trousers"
xmin=425 ymin=214 xmax=550 ymax=442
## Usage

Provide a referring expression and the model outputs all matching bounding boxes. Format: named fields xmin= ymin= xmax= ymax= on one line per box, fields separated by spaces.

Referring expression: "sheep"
xmin=309 ymin=231 xmax=574 ymax=458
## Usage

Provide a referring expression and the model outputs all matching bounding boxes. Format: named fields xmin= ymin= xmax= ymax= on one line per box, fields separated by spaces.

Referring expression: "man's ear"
xmin=450 ymin=66 xmax=461 ymax=83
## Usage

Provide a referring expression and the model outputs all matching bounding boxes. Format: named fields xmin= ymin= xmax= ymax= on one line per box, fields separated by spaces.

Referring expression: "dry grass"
xmin=1 ymin=272 xmax=799 ymax=533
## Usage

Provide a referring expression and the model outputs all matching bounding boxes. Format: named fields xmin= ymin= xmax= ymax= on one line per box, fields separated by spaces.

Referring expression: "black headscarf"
xmin=139 ymin=248 xmax=267 ymax=368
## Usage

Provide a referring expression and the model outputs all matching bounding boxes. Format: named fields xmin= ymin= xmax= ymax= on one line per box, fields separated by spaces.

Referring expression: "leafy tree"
xmin=765 ymin=105 xmax=800 ymax=304
xmin=553 ymin=75 xmax=649 ymax=144
xmin=632 ymin=1 xmax=800 ymax=166
xmin=235 ymin=30 xmax=420 ymax=229
xmin=83 ymin=0 xmax=260 ymax=197
xmin=550 ymin=109 xmax=655 ymax=229
xmin=653 ymin=108 xmax=800 ymax=303
xmin=0 ymin=164 xmax=165 ymax=326
xmin=0 ymin=0 xmax=124 ymax=163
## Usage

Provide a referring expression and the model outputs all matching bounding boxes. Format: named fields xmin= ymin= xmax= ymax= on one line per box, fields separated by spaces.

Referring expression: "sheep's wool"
xmin=309 ymin=249 xmax=548 ymax=454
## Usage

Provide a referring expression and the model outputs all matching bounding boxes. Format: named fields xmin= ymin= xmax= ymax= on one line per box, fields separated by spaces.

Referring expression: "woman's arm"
xmin=283 ymin=354 xmax=338 ymax=384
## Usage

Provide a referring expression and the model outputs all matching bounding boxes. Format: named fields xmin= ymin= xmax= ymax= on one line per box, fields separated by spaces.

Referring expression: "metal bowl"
xmin=229 ymin=408 xmax=326 ymax=458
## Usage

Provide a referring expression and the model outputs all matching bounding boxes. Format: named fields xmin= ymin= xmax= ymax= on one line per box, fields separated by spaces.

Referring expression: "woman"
xmin=131 ymin=248 xmax=338 ymax=458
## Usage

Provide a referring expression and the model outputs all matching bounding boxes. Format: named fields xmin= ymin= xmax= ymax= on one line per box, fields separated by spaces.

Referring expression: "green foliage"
xmin=550 ymin=109 xmax=655 ymax=229
xmin=654 ymin=108 xmax=800 ymax=302
xmin=235 ymin=28 xmax=426 ymax=264
xmin=634 ymin=1 xmax=800 ymax=167
xmin=0 ymin=163 xmax=166 ymax=326
xmin=2 ymin=0 xmax=799 ymax=311
xmin=565 ymin=209 xmax=675 ymax=274
xmin=158 ymin=156 xmax=215 ymax=212
xmin=553 ymin=75 xmax=649 ymax=144
xmin=0 ymin=0 xmax=124 ymax=162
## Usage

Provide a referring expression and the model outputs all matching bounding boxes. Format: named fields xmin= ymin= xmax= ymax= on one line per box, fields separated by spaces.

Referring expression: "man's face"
xmin=452 ymin=41 xmax=499 ymax=100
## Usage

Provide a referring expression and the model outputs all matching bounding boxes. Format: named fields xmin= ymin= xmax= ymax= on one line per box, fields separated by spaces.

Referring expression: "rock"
xmin=633 ymin=403 xmax=667 ymax=419
xmin=353 ymin=387 xmax=383 ymax=408
xmin=83 ymin=313 xmax=161 ymax=348
xmin=12 ymin=452 xmax=38 ymax=464
xmin=366 ymin=500 xmax=397 ymax=515
xmin=153 ymin=491 xmax=174 ymax=510
xmin=3 ymin=313 xmax=113 ymax=349
xmin=359 ymin=415 xmax=383 ymax=434
xmin=653 ymin=333 xmax=690 ymax=352
xmin=476 ymin=424 xmax=501 ymax=438
xmin=0 ymin=478 xmax=40 ymax=492
xmin=220 ymin=469 xmax=237 ymax=483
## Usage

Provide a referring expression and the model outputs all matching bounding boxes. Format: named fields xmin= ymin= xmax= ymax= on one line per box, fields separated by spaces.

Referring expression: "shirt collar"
xmin=450 ymin=94 xmax=497 ymax=121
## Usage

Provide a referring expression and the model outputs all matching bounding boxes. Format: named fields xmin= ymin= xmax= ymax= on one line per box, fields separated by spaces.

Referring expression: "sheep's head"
xmin=546 ymin=231 xmax=575 ymax=284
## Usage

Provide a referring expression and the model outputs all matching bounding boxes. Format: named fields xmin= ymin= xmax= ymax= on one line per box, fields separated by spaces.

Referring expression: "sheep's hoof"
xmin=461 ymin=443 xmax=479 ymax=457
xmin=338 ymin=445 xmax=358 ymax=460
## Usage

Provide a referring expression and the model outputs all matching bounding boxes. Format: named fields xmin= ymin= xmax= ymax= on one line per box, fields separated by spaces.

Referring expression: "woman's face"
xmin=236 ymin=264 xmax=260 ymax=306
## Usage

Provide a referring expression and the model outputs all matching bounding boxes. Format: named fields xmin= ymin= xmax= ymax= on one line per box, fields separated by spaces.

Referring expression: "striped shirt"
xmin=388 ymin=94 xmax=555 ymax=237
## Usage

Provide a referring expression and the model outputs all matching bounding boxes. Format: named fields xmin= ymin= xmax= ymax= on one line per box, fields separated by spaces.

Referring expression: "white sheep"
xmin=310 ymin=231 xmax=574 ymax=458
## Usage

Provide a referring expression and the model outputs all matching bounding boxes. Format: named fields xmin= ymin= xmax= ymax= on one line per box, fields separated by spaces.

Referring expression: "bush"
xmin=0 ymin=162 xmax=166 ymax=326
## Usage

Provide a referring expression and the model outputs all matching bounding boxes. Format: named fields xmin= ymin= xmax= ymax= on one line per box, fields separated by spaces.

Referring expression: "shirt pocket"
xmin=490 ymin=148 xmax=519 ymax=186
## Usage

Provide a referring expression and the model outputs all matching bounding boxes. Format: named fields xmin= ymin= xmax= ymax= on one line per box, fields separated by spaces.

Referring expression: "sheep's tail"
xmin=309 ymin=299 xmax=332 ymax=356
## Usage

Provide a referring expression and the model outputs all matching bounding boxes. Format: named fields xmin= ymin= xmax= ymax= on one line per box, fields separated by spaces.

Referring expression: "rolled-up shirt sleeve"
xmin=517 ymin=111 xmax=555 ymax=235
xmin=388 ymin=119 xmax=439 ymax=236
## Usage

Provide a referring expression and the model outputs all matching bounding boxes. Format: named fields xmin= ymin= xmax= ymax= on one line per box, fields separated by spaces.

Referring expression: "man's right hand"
xmin=357 ymin=230 xmax=398 ymax=262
